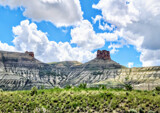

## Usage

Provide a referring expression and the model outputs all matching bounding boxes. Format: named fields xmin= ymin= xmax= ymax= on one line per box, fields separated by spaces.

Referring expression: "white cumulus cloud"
xmin=0 ymin=20 xmax=96 ymax=63
xmin=128 ymin=62 xmax=134 ymax=68
xmin=0 ymin=41 xmax=16 ymax=51
xmin=93 ymin=0 xmax=160 ymax=66
xmin=92 ymin=15 xmax=115 ymax=31
xmin=0 ymin=0 xmax=83 ymax=27
xmin=71 ymin=20 xmax=119 ymax=51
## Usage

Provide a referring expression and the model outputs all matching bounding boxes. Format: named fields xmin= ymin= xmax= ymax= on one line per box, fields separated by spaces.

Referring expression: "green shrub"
xmin=99 ymin=85 xmax=106 ymax=89
xmin=40 ymin=85 xmax=45 ymax=90
xmin=155 ymin=86 xmax=160 ymax=91
xmin=139 ymin=108 xmax=145 ymax=113
xmin=148 ymin=110 xmax=155 ymax=113
xmin=124 ymin=84 xmax=133 ymax=91
xmin=78 ymin=83 xmax=87 ymax=89
xmin=65 ymin=85 xmax=72 ymax=89
xmin=0 ymin=89 xmax=3 ymax=92
xmin=30 ymin=86 xmax=38 ymax=96
xmin=126 ymin=92 xmax=129 ymax=96
xmin=129 ymin=109 xmax=137 ymax=113
xmin=152 ymin=92 xmax=156 ymax=96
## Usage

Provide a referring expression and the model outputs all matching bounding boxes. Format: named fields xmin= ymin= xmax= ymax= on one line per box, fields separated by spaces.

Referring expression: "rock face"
xmin=25 ymin=51 xmax=34 ymax=58
xmin=0 ymin=51 xmax=54 ymax=90
xmin=0 ymin=50 xmax=160 ymax=91
xmin=97 ymin=50 xmax=111 ymax=60
xmin=90 ymin=67 xmax=160 ymax=90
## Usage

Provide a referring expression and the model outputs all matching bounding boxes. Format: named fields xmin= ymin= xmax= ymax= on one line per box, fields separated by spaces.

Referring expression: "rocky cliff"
xmin=97 ymin=50 xmax=111 ymax=60
xmin=0 ymin=51 xmax=55 ymax=90
xmin=0 ymin=50 xmax=160 ymax=90
xmin=90 ymin=67 xmax=160 ymax=90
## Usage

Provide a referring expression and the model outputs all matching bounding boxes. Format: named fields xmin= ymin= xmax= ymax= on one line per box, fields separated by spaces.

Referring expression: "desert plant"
xmin=126 ymin=92 xmax=129 ymax=96
xmin=139 ymin=108 xmax=145 ymax=113
xmin=65 ymin=85 xmax=72 ymax=89
xmin=124 ymin=84 xmax=133 ymax=91
xmin=78 ymin=83 xmax=87 ymax=89
xmin=99 ymin=85 xmax=106 ymax=89
xmin=30 ymin=86 xmax=38 ymax=96
xmin=40 ymin=85 xmax=45 ymax=90
xmin=148 ymin=110 xmax=155 ymax=113
xmin=152 ymin=92 xmax=156 ymax=96
xmin=155 ymin=86 xmax=160 ymax=91
xmin=129 ymin=109 xmax=137 ymax=113
xmin=0 ymin=89 xmax=3 ymax=92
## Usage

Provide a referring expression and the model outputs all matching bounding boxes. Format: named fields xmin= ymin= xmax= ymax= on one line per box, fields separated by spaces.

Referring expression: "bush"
xmin=129 ymin=109 xmax=137 ymax=113
xmin=99 ymin=85 xmax=106 ymax=89
xmin=126 ymin=92 xmax=129 ymax=96
xmin=40 ymin=85 xmax=45 ymax=90
xmin=65 ymin=85 xmax=72 ymax=89
xmin=30 ymin=86 xmax=38 ymax=96
xmin=78 ymin=83 xmax=87 ymax=89
xmin=148 ymin=110 xmax=155 ymax=113
xmin=155 ymin=86 xmax=160 ymax=91
xmin=0 ymin=89 xmax=3 ymax=92
xmin=139 ymin=108 xmax=145 ymax=113
xmin=124 ymin=84 xmax=133 ymax=91
xmin=152 ymin=92 xmax=156 ymax=96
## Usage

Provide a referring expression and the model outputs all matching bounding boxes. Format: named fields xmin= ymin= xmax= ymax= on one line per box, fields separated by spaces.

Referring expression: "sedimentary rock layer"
xmin=0 ymin=50 xmax=160 ymax=90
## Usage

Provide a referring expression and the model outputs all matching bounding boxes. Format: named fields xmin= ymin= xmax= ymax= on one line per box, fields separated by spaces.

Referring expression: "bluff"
xmin=0 ymin=50 xmax=160 ymax=90
xmin=97 ymin=50 xmax=111 ymax=60
xmin=0 ymin=51 xmax=55 ymax=90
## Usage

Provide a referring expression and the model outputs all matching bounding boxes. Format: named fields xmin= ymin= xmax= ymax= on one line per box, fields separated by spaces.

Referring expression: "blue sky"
xmin=0 ymin=0 xmax=160 ymax=67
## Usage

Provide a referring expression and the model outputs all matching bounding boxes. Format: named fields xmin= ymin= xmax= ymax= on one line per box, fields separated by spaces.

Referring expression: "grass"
xmin=0 ymin=87 xmax=160 ymax=112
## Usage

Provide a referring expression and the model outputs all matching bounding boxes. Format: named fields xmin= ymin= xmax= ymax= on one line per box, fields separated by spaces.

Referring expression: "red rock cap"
xmin=96 ymin=50 xmax=111 ymax=60
xmin=25 ymin=51 xmax=34 ymax=58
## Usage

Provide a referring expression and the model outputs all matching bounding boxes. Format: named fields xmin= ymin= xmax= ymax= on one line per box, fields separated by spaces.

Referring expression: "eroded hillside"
xmin=0 ymin=50 xmax=160 ymax=90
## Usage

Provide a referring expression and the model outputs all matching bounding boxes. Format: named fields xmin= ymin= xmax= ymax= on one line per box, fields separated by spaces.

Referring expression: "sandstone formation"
xmin=90 ymin=67 xmax=160 ymax=90
xmin=0 ymin=50 xmax=160 ymax=90
xmin=97 ymin=50 xmax=111 ymax=60
xmin=0 ymin=51 xmax=54 ymax=90
xmin=25 ymin=51 xmax=34 ymax=58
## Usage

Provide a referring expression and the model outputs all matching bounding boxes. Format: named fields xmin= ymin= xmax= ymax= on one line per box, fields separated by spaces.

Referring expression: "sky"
xmin=0 ymin=0 xmax=160 ymax=68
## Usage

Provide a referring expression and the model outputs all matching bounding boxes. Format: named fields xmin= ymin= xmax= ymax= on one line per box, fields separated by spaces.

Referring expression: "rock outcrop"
xmin=25 ymin=51 xmax=34 ymax=58
xmin=0 ymin=51 xmax=55 ymax=90
xmin=97 ymin=50 xmax=111 ymax=60
xmin=90 ymin=67 xmax=160 ymax=90
xmin=0 ymin=50 xmax=160 ymax=91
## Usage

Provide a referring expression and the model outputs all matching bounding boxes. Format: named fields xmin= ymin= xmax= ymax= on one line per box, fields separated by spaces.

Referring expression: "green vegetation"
xmin=78 ymin=83 xmax=87 ymax=89
xmin=64 ymin=85 xmax=72 ymax=89
xmin=98 ymin=84 xmax=107 ymax=89
xmin=156 ymin=86 xmax=160 ymax=91
xmin=124 ymin=76 xmax=133 ymax=91
xmin=0 ymin=89 xmax=3 ymax=92
xmin=0 ymin=87 xmax=160 ymax=112
xmin=124 ymin=84 xmax=133 ymax=91
xmin=30 ymin=86 xmax=38 ymax=96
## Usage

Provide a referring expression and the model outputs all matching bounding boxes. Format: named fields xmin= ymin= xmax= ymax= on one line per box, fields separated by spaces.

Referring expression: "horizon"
xmin=0 ymin=0 xmax=160 ymax=68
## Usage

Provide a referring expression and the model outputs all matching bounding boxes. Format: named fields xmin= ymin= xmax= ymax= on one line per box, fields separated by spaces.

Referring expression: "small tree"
xmin=0 ymin=89 xmax=3 ymax=92
xmin=40 ymin=85 xmax=45 ymax=90
xmin=124 ymin=71 xmax=133 ymax=91
xmin=99 ymin=85 xmax=106 ymax=89
xmin=78 ymin=83 xmax=87 ymax=89
xmin=30 ymin=86 xmax=38 ymax=96
xmin=155 ymin=86 xmax=160 ymax=91
xmin=65 ymin=85 xmax=72 ymax=89
xmin=124 ymin=84 xmax=133 ymax=91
